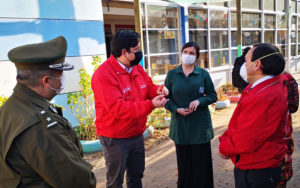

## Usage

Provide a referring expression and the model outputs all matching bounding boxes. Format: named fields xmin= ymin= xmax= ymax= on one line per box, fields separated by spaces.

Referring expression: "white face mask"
xmin=239 ymin=63 xmax=248 ymax=83
xmin=181 ymin=54 xmax=196 ymax=65
xmin=48 ymin=72 xmax=66 ymax=94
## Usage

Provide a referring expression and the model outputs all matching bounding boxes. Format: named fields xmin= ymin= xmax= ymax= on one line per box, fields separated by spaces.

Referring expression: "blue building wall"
xmin=0 ymin=0 xmax=106 ymax=127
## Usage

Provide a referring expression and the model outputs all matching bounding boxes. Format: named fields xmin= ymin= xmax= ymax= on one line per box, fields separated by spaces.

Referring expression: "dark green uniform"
xmin=0 ymin=84 xmax=96 ymax=188
xmin=164 ymin=65 xmax=217 ymax=145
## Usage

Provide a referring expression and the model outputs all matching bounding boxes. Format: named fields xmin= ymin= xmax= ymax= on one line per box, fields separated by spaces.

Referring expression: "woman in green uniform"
xmin=164 ymin=41 xmax=217 ymax=188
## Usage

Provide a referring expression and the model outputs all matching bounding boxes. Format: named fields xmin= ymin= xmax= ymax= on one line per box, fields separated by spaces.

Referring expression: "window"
xmin=210 ymin=10 xmax=228 ymax=28
xmin=264 ymin=0 xmax=275 ymax=11
xmin=277 ymin=30 xmax=286 ymax=45
xmin=242 ymin=13 xmax=261 ymax=28
xmin=188 ymin=9 xmax=207 ymax=29
xmin=291 ymin=45 xmax=296 ymax=56
xmin=211 ymin=50 xmax=229 ymax=67
xmin=147 ymin=6 xmax=179 ymax=29
xmin=291 ymin=1 xmax=296 ymax=13
xmin=276 ymin=0 xmax=285 ymax=12
xmin=277 ymin=15 xmax=287 ymax=28
xmin=277 ymin=30 xmax=287 ymax=57
xmin=189 ymin=30 xmax=208 ymax=50
xmin=231 ymin=12 xmax=237 ymax=28
xmin=242 ymin=31 xmax=261 ymax=46
xmin=231 ymin=50 xmax=238 ymax=65
xmin=264 ymin=14 xmax=275 ymax=29
xmin=209 ymin=2 xmax=228 ymax=7
xmin=210 ymin=31 xmax=228 ymax=49
xmin=197 ymin=52 xmax=209 ymax=68
xmin=292 ymin=16 xmax=297 ymax=30
xmin=242 ymin=0 xmax=260 ymax=10
xmin=231 ymin=31 xmax=237 ymax=47
xmin=264 ymin=31 xmax=275 ymax=44
xmin=150 ymin=55 xmax=179 ymax=76
xmin=148 ymin=30 xmax=179 ymax=53
xmin=142 ymin=5 xmax=181 ymax=77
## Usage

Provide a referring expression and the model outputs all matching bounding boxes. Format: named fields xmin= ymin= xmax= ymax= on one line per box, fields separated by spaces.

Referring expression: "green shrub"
xmin=67 ymin=56 xmax=101 ymax=140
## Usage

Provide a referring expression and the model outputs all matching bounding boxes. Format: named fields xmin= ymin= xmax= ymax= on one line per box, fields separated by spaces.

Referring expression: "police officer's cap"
xmin=8 ymin=36 xmax=74 ymax=71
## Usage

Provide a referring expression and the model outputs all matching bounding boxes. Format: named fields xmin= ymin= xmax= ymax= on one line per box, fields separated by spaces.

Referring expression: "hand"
xmin=188 ymin=100 xmax=200 ymax=112
xmin=176 ymin=108 xmax=191 ymax=116
xmin=152 ymin=95 xmax=169 ymax=108
xmin=157 ymin=84 xmax=169 ymax=96
xmin=219 ymin=153 xmax=230 ymax=160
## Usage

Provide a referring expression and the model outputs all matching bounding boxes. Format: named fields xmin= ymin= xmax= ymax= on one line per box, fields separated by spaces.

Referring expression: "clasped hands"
xmin=176 ymin=100 xmax=200 ymax=116
xmin=152 ymin=84 xmax=169 ymax=108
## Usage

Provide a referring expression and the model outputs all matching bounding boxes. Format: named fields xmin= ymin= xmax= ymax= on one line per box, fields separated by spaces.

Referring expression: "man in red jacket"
xmin=91 ymin=31 xmax=168 ymax=188
xmin=219 ymin=43 xmax=288 ymax=188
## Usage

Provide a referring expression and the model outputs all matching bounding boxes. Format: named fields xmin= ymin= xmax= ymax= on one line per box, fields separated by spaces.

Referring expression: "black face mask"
xmin=130 ymin=50 xmax=143 ymax=66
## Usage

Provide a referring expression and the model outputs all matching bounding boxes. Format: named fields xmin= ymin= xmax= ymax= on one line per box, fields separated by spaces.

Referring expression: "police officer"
xmin=0 ymin=36 xmax=96 ymax=188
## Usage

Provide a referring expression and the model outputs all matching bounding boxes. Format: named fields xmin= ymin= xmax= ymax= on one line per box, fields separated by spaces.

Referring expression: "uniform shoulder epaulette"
xmin=38 ymin=110 xmax=58 ymax=129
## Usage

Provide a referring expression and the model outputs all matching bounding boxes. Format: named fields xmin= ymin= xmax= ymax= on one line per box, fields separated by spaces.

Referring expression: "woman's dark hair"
xmin=242 ymin=47 xmax=251 ymax=57
xmin=252 ymin=43 xmax=285 ymax=76
xmin=181 ymin=41 xmax=200 ymax=59
xmin=110 ymin=30 xmax=140 ymax=58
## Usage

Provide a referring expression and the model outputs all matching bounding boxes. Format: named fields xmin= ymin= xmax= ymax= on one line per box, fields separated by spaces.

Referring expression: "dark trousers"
xmin=99 ymin=135 xmax=145 ymax=188
xmin=175 ymin=142 xmax=214 ymax=188
xmin=234 ymin=166 xmax=282 ymax=188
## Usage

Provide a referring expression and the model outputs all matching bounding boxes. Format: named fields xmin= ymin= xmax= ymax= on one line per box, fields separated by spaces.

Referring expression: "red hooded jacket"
xmin=91 ymin=55 xmax=158 ymax=138
xmin=219 ymin=75 xmax=288 ymax=170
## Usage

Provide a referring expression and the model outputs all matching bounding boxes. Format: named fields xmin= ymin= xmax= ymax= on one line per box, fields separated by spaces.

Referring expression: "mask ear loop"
xmin=251 ymin=52 xmax=280 ymax=63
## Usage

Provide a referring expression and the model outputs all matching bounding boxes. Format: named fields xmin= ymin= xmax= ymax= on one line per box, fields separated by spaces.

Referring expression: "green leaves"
xmin=67 ymin=56 xmax=102 ymax=140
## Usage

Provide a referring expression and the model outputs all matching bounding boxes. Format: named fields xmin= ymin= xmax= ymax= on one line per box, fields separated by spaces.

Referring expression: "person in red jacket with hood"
xmin=91 ymin=30 xmax=169 ymax=188
xmin=219 ymin=43 xmax=288 ymax=188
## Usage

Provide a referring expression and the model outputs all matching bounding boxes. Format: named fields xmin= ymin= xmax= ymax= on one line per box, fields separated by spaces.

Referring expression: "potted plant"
xmin=67 ymin=56 xmax=102 ymax=153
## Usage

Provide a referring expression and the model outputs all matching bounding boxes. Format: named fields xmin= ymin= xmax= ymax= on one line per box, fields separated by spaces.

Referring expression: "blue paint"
xmin=39 ymin=0 xmax=75 ymax=19
xmin=180 ymin=7 xmax=186 ymax=44
xmin=0 ymin=19 xmax=105 ymax=60
xmin=52 ymin=94 xmax=78 ymax=127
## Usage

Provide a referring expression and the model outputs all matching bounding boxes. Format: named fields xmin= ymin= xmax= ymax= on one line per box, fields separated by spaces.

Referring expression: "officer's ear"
xmin=41 ymin=75 xmax=50 ymax=88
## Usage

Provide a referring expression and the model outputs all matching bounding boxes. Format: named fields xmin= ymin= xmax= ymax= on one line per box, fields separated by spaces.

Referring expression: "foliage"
xmin=67 ymin=56 xmax=102 ymax=140
xmin=0 ymin=96 xmax=8 ymax=107
xmin=147 ymin=107 xmax=171 ymax=128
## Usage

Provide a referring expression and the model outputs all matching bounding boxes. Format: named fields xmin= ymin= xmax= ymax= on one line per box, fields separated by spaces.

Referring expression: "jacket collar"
xmin=243 ymin=74 xmax=282 ymax=95
xmin=109 ymin=54 xmax=140 ymax=77
xmin=13 ymin=83 xmax=50 ymax=109
xmin=175 ymin=65 xmax=201 ymax=75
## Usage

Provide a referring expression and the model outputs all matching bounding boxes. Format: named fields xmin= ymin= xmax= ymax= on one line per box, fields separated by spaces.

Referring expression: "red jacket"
xmin=219 ymin=75 xmax=288 ymax=170
xmin=91 ymin=55 xmax=158 ymax=138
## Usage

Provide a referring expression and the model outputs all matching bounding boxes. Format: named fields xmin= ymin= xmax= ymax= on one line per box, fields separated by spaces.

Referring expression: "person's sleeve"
xmin=92 ymin=71 xmax=154 ymax=120
xmin=164 ymin=71 xmax=179 ymax=113
xmin=219 ymin=96 xmax=287 ymax=156
xmin=198 ymin=71 xmax=217 ymax=106
xmin=287 ymin=77 xmax=299 ymax=113
xmin=11 ymin=123 xmax=96 ymax=188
